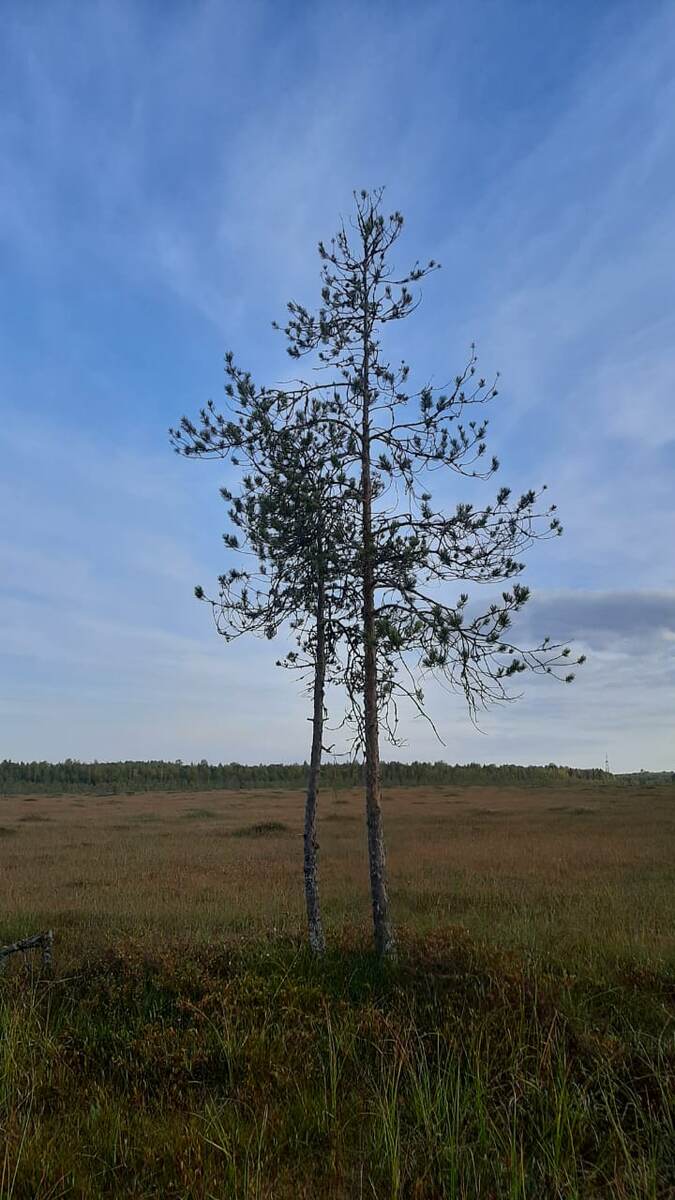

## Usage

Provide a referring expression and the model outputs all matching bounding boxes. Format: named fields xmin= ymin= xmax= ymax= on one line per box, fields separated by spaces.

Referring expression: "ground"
xmin=1 ymin=782 xmax=673 ymax=1197
xmin=2 ymin=782 xmax=673 ymax=963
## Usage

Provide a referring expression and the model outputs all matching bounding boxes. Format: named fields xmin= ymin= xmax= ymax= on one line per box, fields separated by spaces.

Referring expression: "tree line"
xmin=0 ymin=758 xmax=608 ymax=795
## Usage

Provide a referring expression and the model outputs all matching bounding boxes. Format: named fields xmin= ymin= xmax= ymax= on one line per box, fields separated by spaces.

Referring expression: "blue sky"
xmin=1 ymin=0 xmax=674 ymax=771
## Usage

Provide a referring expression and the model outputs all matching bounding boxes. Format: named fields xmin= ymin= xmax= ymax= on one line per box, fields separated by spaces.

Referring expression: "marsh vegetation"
xmin=1 ymin=781 xmax=672 ymax=1197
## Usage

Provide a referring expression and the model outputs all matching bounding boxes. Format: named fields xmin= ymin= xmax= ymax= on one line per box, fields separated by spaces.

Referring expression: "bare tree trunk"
xmin=360 ymin=254 xmax=396 ymax=959
xmin=304 ymin=573 xmax=327 ymax=955
xmin=362 ymin=554 xmax=395 ymax=957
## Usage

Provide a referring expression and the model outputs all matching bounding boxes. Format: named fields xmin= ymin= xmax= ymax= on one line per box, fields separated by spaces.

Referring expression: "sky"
xmin=1 ymin=0 xmax=674 ymax=772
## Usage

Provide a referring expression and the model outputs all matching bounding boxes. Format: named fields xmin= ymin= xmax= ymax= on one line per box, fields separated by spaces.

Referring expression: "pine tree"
xmin=170 ymin=189 xmax=584 ymax=958
xmin=271 ymin=189 xmax=584 ymax=956
xmin=170 ymin=361 xmax=359 ymax=953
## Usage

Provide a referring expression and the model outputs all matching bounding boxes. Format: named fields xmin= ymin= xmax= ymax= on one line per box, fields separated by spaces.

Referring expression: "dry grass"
xmin=1 ymin=782 xmax=673 ymax=967
xmin=1 ymin=782 xmax=673 ymax=1198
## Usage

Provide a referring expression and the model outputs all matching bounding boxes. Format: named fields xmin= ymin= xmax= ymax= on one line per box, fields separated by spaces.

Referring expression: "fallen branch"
xmin=0 ymin=930 xmax=53 ymax=972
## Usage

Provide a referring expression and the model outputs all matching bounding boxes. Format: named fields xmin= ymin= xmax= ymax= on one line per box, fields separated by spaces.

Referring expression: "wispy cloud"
xmin=1 ymin=1 xmax=673 ymax=769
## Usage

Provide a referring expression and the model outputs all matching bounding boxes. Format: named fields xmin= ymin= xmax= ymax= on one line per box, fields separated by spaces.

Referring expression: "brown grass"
xmin=1 ymin=782 xmax=673 ymax=968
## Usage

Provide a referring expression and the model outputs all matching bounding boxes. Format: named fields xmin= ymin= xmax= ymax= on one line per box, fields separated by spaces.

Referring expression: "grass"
xmin=1 ymin=780 xmax=669 ymax=964
xmin=0 ymin=936 xmax=672 ymax=1198
xmin=0 ymin=781 xmax=673 ymax=1196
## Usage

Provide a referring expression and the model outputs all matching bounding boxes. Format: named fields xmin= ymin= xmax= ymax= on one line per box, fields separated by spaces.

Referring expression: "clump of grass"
xmin=181 ymin=807 xmax=219 ymax=821
xmin=229 ymin=820 xmax=290 ymax=838
xmin=0 ymin=826 xmax=18 ymax=838
xmin=547 ymin=805 xmax=592 ymax=815
xmin=18 ymin=815 xmax=51 ymax=823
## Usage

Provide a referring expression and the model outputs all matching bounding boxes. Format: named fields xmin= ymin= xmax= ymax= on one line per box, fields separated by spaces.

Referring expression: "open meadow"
xmin=1 ymin=781 xmax=673 ymax=1197
xmin=2 ymin=780 xmax=673 ymax=964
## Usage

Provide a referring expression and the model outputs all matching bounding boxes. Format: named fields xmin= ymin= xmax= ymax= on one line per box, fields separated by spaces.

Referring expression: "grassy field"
xmin=1 ymin=782 xmax=673 ymax=1197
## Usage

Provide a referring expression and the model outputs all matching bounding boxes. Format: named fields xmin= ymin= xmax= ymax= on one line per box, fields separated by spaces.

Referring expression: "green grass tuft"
xmin=229 ymin=820 xmax=291 ymax=838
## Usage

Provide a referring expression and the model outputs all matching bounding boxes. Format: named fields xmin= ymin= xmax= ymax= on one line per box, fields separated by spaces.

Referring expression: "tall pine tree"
xmin=271 ymin=190 xmax=584 ymax=955
xmin=173 ymin=190 xmax=583 ymax=957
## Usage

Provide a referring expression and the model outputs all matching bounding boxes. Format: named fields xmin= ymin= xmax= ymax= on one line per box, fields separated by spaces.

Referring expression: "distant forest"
xmin=0 ymin=758 xmax=655 ymax=796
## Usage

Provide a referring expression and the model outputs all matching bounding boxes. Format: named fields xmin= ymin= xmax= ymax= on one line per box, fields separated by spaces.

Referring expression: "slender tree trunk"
xmin=360 ymin=255 xmax=396 ymax=958
xmin=304 ymin=572 xmax=327 ymax=955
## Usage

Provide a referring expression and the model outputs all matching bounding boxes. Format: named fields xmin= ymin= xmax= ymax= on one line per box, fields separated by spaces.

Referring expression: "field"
xmin=1 ymin=782 xmax=673 ymax=1197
